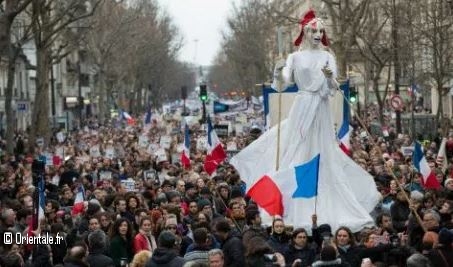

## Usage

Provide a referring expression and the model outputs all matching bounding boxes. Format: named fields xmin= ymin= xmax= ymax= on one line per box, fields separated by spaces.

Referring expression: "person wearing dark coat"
xmin=63 ymin=245 xmax=90 ymax=267
xmin=284 ymin=228 xmax=316 ymax=267
xmin=266 ymin=218 xmax=290 ymax=255
xmin=312 ymin=245 xmax=350 ymax=267
xmin=427 ymin=228 xmax=453 ymax=267
xmin=334 ymin=227 xmax=360 ymax=267
xmin=145 ymin=231 xmax=186 ymax=267
xmin=390 ymin=191 xmax=410 ymax=233
xmin=215 ymin=218 xmax=245 ymax=267
xmin=86 ymin=230 xmax=115 ymax=267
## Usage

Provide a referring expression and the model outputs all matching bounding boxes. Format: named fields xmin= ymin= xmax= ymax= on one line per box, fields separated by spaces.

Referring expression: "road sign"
xmin=390 ymin=95 xmax=403 ymax=110
xmin=16 ymin=101 xmax=28 ymax=112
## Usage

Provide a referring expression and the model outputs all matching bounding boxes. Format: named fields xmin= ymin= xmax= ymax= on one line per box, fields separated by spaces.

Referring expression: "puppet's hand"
xmin=321 ymin=65 xmax=333 ymax=78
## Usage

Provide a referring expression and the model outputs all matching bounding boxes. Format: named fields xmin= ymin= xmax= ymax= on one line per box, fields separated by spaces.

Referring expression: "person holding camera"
xmin=244 ymin=236 xmax=286 ymax=267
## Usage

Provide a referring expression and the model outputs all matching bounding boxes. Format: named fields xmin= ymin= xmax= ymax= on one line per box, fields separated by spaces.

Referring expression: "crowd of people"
xmin=1 ymin=9 xmax=452 ymax=267
xmin=0 ymin=109 xmax=452 ymax=267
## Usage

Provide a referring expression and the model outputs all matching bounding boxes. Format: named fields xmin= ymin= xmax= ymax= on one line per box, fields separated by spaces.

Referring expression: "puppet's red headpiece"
xmin=294 ymin=9 xmax=329 ymax=47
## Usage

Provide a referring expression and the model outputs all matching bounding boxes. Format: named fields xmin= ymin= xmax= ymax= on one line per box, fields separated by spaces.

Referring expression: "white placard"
xmin=138 ymin=135 xmax=149 ymax=148
xmin=227 ymin=141 xmax=238 ymax=151
xmin=148 ymin=143 xmax=160 ymax=155
xmin=56 ymin=132 xmax=65 ymax=143
xmin=99 ymin=171 xmax=112 ymax=180
xmin=401 ymin=146 xmax=414 ymax=156
xmin=235 ymin=124 xmax=243 ymax=135
xmin=90 ymin=145 xmax=101 ymax=157
xmin=160 ymin=135 xmax=172 ymax=149
xmin=197 ymin=137 xmax=208 ymax=151
xmin=105 ymin=147 xmax=115 ymax=159
xmin=45 ymin=153 xmax=53 ymax=166
xmin=121 ymin=178 xmax=136 ymax=192
xmin=156 ymin=148 xmax=168 ymax=163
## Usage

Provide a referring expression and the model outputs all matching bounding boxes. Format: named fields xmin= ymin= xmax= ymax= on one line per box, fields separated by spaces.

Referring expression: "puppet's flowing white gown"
xmin=230 ymin=49 xmax=380 ymax=232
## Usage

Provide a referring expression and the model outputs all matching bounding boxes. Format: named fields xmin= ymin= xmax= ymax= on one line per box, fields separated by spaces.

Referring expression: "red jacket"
xmin=133 ymin=232 xmax=157 ymax=254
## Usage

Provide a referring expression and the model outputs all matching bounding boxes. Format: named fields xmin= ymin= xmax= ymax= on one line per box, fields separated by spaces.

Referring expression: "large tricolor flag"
xmin=181 ymin=123 xmax=191 ymax=169
xmin=413 ymin=142 xmax=441 ymax=189
xmin=204 ymin=116 xmax=227 ymax=175
xmin=337 ymin=81 xmax=352 ymax=156
xmin=246 ymin=154 xmax=320 ymax=216
xmin=72 ymin=185 xmax=85 ymax=215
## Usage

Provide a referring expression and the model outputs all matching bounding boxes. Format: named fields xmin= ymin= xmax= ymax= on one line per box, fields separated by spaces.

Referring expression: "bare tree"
xmin=210 ymin=0 xmax=277 ymax=95
xmin=29 ymin=0 xmax=103 ymax=151
xmin=355 ymin=1 xmax=393 ymax=124
xmin=408 ymin=0 xmax=453 ymax=121
xmin=0 ymin=1 xmax=34 ymax=153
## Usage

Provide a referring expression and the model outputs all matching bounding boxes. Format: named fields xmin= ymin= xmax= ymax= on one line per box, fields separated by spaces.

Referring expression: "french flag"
xmin=204 ymin=116 xmax=226 ymax=175
xmin=181 ymin=123 xmax=191 ymax=169
xmin=247 ymin=154 xmax=320 ymax=217
xmin=122 ymin=110 xmax=135 ymax=125
xmin=337 ymin=81 xmax=352 ymax=156
xmin=72 ymin=185 xmax=85 ymax=215
xmin=413 ymin=142 xmax=441 ymax=189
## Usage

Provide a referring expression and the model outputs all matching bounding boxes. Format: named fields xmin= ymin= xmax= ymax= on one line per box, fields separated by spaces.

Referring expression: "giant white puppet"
xmin=230 ymin=10 xmax=380 ymax=232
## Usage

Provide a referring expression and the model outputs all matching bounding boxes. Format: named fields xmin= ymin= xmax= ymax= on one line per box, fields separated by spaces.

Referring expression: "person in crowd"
xmin=131 ymin=250 xmax=152 ymax=267
xmin=183 ymin=200 xmax=199 ymax=226
xmin=215 ymin=218 xmax=245 ymax=267
xmin=311 ymin=245 xmax=348 ymax=267
xmin=214 ymin=182 xmax=231 ymax=216
xmin=86 ymin=229 xmax=115 ymax=267
xmin=334 ymin=226 xmax=360 ymax=267
xmin=63 ymin=243 xmax=90 ymax=267
xmin=208 ymin=249 xmax=225 ymax=267
xmin=242 ymin=208 xmax=268 ymax=247
xmin=426 ymin=228 xmax=453 ymax=266
xmin=145 ymin=230 xmax=186 ymax=267
xmin=266 ymin=217 xmax=290 ymax=255
xmin=406 ymin=253 xmax=433 ymax=267
xmin=133 ymin=216 xmax=158 ymax=254
xmin=184 ymin=227 xmax=211 ymax=264
xmin=109 ymin=218 xmax=134 ymax=267
xmin=285 ymin=227 xmax=316 ymax=267
xmin=244 ymin=235 xmax=286 ymax=267
xmin=390 ymin=189 xmax=410 ymax=233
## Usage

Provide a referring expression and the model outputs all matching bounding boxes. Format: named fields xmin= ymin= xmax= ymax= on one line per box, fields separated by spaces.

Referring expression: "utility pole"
xmin=392 ymin=0 xmax=402 ymax=133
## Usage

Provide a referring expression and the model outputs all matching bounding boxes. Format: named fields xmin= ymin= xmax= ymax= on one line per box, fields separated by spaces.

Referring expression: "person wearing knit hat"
xmin=445 ymin=177 xmax=453 ymax=188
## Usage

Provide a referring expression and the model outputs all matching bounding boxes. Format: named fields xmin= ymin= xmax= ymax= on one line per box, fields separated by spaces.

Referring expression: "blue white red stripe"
xmin=337 ymin=81 xmax=352 ymax=156
xmin=413 ymin=142 xmax=440 ymax=189
xmin=181 ymin=123 xmax=191 ymax=169
xmin=204 ymin=116 xmax=226 ymax=175
xmin=72 ymin=185 xmax=85 ymax=215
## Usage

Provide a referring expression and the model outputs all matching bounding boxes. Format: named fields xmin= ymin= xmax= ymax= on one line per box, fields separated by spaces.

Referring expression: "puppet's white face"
xmin=305 ymin=20 xmax=323 ymax=49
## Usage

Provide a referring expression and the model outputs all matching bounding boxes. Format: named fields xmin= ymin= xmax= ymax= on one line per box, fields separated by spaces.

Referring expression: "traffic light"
xmin=349 ymin=87 xmax=357 ymax=103
xmin=199 ymin=84 xmax=208 ymax=102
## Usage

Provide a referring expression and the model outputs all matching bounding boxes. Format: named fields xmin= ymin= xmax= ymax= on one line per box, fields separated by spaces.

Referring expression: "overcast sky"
xmin=157 ymin=0 xmax=240 ymax=66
